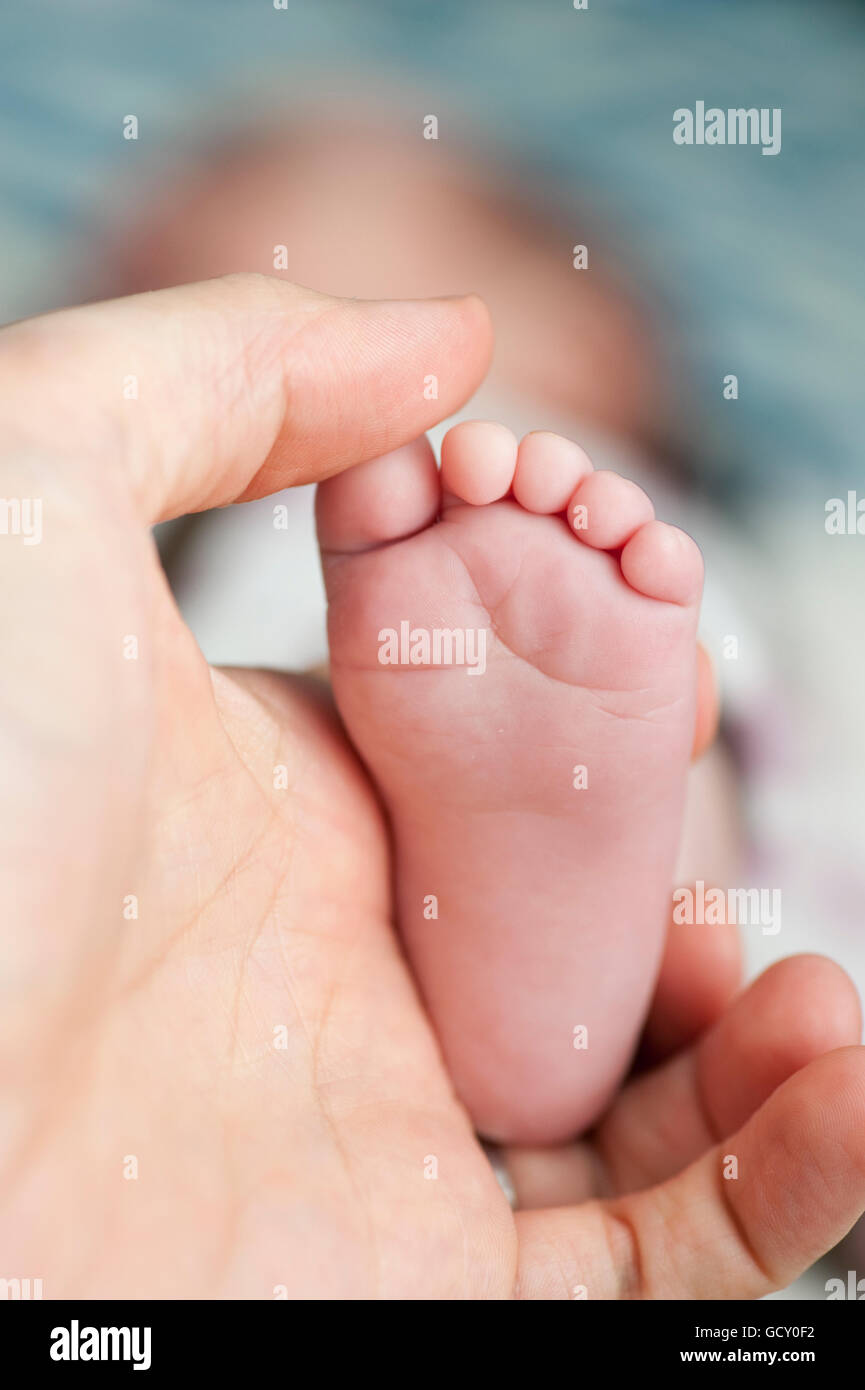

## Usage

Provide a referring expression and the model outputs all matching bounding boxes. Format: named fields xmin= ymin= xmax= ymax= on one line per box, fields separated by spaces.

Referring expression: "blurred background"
xmin=2 ymin=0 xmax=864 ymax=1298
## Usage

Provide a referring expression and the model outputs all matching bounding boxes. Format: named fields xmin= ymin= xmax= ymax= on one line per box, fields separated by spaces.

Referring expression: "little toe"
xmin=440 ymin=420 xmax=518 ymax=506
xmin=567 ymin=470 xmax=655 ymax=550
xmin=512 ymin=431 xmax=593 ymax=514
xmin=316 ymin=436 xmax=440 ymax=554
xmin=620 ymin=519 xmax=704 ymax=605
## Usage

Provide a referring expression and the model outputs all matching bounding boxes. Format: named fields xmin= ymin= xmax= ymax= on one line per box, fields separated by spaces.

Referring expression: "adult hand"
xmin=506 ymin=939 xmax=865 ymax=1298
xmin=1 ymin=276 xmax=862 ymax=1298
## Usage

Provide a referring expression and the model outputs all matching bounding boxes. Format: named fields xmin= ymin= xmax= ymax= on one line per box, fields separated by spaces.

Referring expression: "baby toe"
xmin=620 ymin=519 xmax=704 ymax=605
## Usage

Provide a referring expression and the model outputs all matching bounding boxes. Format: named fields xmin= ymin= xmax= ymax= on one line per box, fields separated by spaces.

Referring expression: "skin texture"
xmin=1 ymin=274 xmax=864 ymax=1298
xmin=318 ymin=428 xmax=703 ymax=1143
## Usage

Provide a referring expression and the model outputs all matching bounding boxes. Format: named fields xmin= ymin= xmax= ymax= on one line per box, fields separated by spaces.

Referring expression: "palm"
xmin=1 ymin=539 xmax=510 ymax=1293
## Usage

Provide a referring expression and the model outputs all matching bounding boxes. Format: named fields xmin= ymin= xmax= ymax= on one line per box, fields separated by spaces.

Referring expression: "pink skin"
xmin=317 ymin=422 xmax=704 ymax=1145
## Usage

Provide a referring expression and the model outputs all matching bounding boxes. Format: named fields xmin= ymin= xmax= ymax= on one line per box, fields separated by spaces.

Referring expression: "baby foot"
xmin=316 ymin=423 xmax=703 ymax=1145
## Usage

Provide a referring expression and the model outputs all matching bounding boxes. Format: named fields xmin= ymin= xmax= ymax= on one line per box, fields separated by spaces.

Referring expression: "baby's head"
xmin=99 ymin=105 xmax=679 ymax=464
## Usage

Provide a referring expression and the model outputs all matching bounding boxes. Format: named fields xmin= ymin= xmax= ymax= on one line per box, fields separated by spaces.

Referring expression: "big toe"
xmin=316 ymin=436 xmax=440 ymax=555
